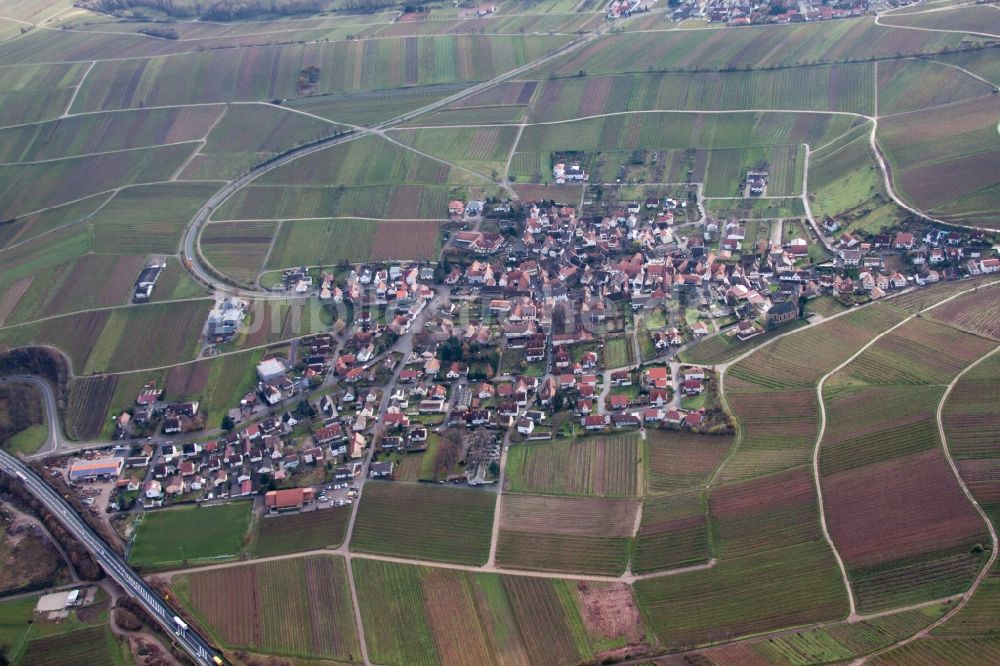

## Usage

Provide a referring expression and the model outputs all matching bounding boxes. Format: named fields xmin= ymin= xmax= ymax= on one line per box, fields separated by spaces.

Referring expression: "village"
xmin=668 ymin=0 xmax=878 ymax=25
xmin=52 ymin=175 xmax=998 ymax=538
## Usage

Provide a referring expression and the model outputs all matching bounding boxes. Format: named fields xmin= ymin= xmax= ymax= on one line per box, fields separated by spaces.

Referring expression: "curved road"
xmin=0 ymin=376 xmax=67 ymax=456
xmin=180 ymin=28 xmax=609 ymax=297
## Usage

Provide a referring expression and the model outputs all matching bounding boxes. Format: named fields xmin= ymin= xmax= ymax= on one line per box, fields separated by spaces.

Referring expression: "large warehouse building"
xmin=68 ymin=457 xmax=124 ymax=482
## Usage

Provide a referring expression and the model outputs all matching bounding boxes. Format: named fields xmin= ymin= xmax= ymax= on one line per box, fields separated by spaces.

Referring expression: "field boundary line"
xmin=0 ymin=139 xmax=205 ymax=167
xmin=875 ymin=9 xmax=1000 ymax=39
xmin=915 ymin=55 xmax=1000 ymax=88
xmin=705 ymin=297 xmax=873 ymax=487
xmin=61 ymin=60 xmax=95 ymax=118
xmin=403 ymin=107 xmax=876 ymax=133
xmin=865 ymin=117 xmax=986 ymax=231
xmin=877 ymin=91 xmax=999 ymax=121
xmin=0 ymin=178 xmax=227 ymax=252
xmin=0 ymin=190 xmax=116 ymax=254
xmin=233 ymin=100 xmax=360 ymax=130
xmin=0 ymin=102 xmax=229 ymax=133
xmin=0 ymin=297 xmax=215 ymax=333
xmin=812 ymin=119 xmax=874 ymax=154
xmin=854 ymin=344 xmax=1000 ymax=664
xmin=169 ymin=104 xmax=230 ymax=181
xmin=874 ymin=60 xmax=879 ymax=119
xmin=504 ymin=122 xmax=527 ymax=184
xmin=257 ymin=220 xmax=282 ymax=280
xmin=343 ymin=558 xmax=372 ymax=666
xmin=378 ymin=130 xmax=510 ymax=195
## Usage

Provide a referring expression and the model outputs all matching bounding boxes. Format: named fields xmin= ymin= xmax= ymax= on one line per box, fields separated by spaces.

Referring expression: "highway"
xmin=0 ymin=440 xmax=224 ymax=665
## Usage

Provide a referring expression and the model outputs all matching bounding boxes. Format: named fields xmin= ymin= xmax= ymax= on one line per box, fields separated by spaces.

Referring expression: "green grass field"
xmin=2 ymin=424 xmax=47 ymax=454
xmin=128 ymin=502 xmax=252 ymax=571
xmin=350 ymin=483 xmax=496 ymax=565
xmin=603 ymin=336 xmax=634 ymax=368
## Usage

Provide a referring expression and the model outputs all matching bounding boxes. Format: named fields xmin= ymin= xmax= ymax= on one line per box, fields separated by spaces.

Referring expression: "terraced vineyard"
xmin=725 ymin=303 xmax=906 ymax=390
xmin=632 ymin=492 xmax=708 ymax=574
xmin=252 ymin=507 xmax=351 ymax=558
xmin=710 ymin=465 xmax=822 ymax=560
xmin=635 ymin=541 xmax=849 ymax=648
xmin=644 ymin=430 xmax=732 ymax=494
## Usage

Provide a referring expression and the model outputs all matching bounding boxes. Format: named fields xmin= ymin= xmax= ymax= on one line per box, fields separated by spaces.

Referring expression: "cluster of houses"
xmin=552 ymin=162 xmax=589 ymax=184
xmin=576 ymin=365 xmax=715 ymax=433
xmin=136 ymin=415 xmax=325 ymax=504
xmin=96 ymin=407 xmax=325 ymax=507
xmin=439 ymin=201 xmax=806 ymax=350
xmin=833 ymin=229 xmax=999 ymax=298
xmin=114 ymin=384 xmax=207 ymax=439
xmin=699 ymin=0 xmax=870 ymax=25
xmin=606 ymin=0 xmax=649 ymax=20
xmin=80 ymin=188 xmax=1000 ymax=520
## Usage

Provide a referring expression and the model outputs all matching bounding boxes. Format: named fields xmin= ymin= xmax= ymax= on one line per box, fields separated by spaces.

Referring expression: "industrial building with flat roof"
xmin=68 ymin=457 xmax=124 ymax=481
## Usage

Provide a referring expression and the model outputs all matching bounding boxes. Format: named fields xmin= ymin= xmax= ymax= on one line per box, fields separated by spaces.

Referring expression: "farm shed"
xmin=264 ymin=487 xmax=315 ymax=512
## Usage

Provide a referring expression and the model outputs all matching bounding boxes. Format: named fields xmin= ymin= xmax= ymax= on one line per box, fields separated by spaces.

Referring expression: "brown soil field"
xmin=824 ymin=448 xmax=986 ymax=568
xmin=372 ymin=220 xmax=439 ymax=260
xmin=499 ymin=494 xmax=638 ymax=537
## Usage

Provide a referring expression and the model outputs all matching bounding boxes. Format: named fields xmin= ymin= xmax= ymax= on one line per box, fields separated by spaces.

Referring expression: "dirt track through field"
xmin=813 ymin=281 xmax=1000 ymax=622
xmin=853 ymin=344 xmax=1000 ymax=664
